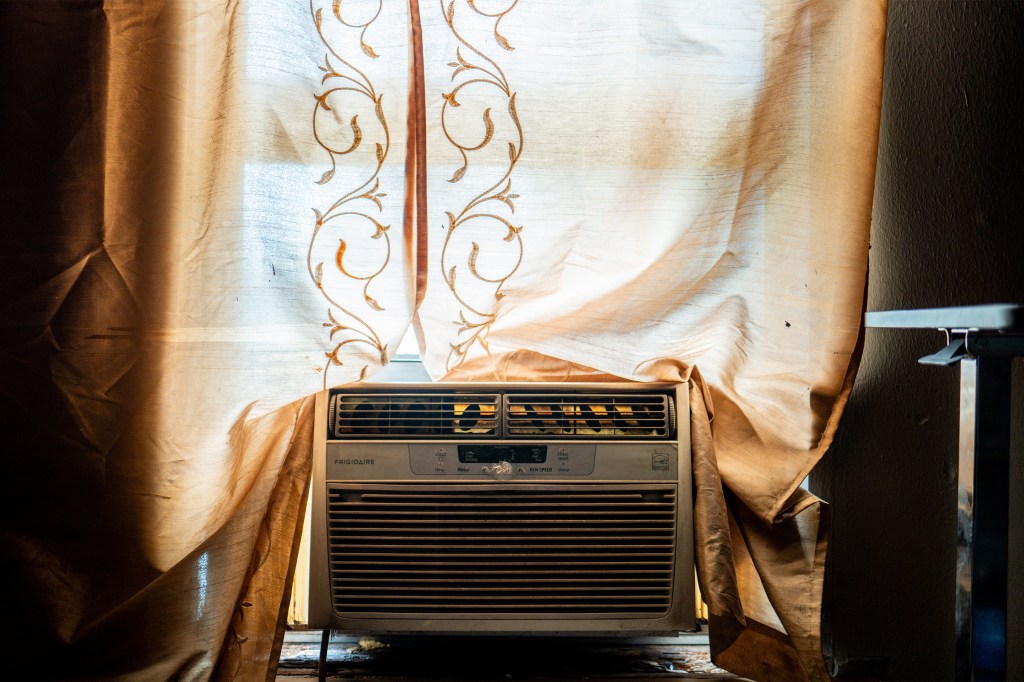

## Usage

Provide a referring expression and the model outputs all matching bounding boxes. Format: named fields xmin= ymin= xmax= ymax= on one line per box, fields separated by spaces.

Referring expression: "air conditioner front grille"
xmin=327 ymin=485 xmax=677 ymax=616
xmin=505 ymin=393 xmax=672 ymax=438
xmin=331 ymin=393 xmax=499 ymax=438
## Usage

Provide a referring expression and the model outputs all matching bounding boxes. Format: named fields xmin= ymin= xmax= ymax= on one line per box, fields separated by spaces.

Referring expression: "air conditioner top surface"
xmin=327 ymin=380 xmax=687 ymax=391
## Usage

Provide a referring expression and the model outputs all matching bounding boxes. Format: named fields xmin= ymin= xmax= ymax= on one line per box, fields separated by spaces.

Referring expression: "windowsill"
xmin=275 ymin=625 xmax=743 ymax=679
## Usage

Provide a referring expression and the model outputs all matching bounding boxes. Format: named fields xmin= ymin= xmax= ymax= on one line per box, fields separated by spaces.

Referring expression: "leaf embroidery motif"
xmin=508 ymin=92 xmax=520 ymax=128
xmin=338 ymin=115 xmax=363 ymax=155
xmin=495 ymin=31 xmax=513 ymax=51
xmin=361 ymin=41 xmax=379 ymax=59
xmin=449 ymin=166 xmax=466 ymax=184
xmin=479 ymin=108 xmax=494 ymax=148
xmin=335 ymin=240 xmax=348 ymax=275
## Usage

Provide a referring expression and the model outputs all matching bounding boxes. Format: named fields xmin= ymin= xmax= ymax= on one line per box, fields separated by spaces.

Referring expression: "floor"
xmin=277 ymin=629 xmax=745 ymax=680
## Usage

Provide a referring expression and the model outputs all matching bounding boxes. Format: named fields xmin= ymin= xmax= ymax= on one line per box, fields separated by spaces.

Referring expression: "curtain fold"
xmin=1 ymin=1 xmax=886 ymax=680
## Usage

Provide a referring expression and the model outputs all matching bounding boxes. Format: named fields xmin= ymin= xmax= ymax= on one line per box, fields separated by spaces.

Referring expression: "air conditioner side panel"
xmin=674 ymin=381 xmax=695 ymax=631
xmin=307 ymin=389 xmax=331 ymax=629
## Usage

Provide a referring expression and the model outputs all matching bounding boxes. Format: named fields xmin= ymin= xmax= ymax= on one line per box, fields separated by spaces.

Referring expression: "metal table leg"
xmin=956 ymin=357 xmax=1011 ymax=680
xmin=864 ymin=306 xmax=1024 ymax=680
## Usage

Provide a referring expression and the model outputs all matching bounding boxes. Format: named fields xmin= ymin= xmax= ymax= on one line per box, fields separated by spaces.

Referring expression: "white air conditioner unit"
xmin=307 ymin=381 xmax=695 ymax=635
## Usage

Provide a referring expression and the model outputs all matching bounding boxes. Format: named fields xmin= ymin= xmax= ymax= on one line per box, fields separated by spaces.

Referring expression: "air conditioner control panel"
xmin=324 ymin=442 xmax=679 ymax=480
xmin=408 ymin=444 xmax=596 ymax=475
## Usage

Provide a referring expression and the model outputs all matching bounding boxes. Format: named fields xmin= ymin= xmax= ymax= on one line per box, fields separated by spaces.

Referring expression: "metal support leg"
xmin=956 ymin=357 xmax=1011 ymax=680
xmin=318 ymin=628 xmax=330 ymax=682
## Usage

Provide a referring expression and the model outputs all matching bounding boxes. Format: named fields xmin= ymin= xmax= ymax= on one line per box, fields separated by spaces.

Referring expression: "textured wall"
xmin=810 ymin=1 xmax=1024 ymax=680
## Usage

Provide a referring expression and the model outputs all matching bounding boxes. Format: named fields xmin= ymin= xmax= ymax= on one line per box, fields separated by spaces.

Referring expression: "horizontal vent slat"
xmin=330 ymin=561 xmax=672 ymax=568
xmin=331 ymin=552 xmax=673 ymax=560
xmin=326 ymin=544 xmax=672 ymax=551
xmin=330 ymin=508 xmax=675 ymax=514
xmin=332 ymin=576 xmax=670 ymax=583
xmin=334 ymin=496 xmax=674 ymax=502
xmin=335 ymin=584 xmax=671 ymax=590
xmin=331 ymin=532 xmax=672 ymax=536
xmin=334 ymin=603 xmax=669 ymax=609
xmin=330 ymin=563 xmax=671 ymax=569
xmin=335 ymin=593 xmax=671 ymax=598
xmin=356 ymin=493 xmax=668 ymax=501
xmin=330 ymin=528 xmax=673 ymax=534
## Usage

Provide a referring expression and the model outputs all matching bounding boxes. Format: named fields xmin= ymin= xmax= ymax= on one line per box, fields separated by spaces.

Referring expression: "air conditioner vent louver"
xmin=327 ymin=484 xmax=677 ymax=616
xmin=505 ymin=393 xmax=672 ymax=439
xmin=331 ymin=393 xmax=499 ymax=438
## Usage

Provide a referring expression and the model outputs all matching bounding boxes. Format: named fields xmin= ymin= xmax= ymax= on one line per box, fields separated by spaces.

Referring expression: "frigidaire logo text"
xmin=334 ymin=458 xmax=375 ymax=465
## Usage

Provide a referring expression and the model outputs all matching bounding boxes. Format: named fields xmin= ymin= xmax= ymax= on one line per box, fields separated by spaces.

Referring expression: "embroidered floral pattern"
xmin=439 ymin=0 xmax=524 ymax=372
xmin=309 ymin=0 xmax=391 ymax=387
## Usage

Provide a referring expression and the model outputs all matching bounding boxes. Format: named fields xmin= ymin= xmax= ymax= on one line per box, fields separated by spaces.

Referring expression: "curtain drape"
xmin=0 ymin=1 xmax=885 ymax=680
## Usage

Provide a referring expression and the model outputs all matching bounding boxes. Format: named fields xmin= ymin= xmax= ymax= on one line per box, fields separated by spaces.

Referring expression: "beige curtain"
xmin=420 ymin=3 xmax=886 ymax=679
xmin=0 ymin=1 xmax=885 ymax=680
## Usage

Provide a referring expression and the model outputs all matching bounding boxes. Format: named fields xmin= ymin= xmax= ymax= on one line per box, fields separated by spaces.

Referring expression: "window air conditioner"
xmin=306 ymin=381 xmax=695 ymax=635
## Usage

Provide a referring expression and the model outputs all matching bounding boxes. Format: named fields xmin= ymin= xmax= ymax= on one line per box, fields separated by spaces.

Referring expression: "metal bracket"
xmin=919 ymin=336 xmax=968 ymax=366
xmin=918 ymin=332 xmax=1024 ymax=366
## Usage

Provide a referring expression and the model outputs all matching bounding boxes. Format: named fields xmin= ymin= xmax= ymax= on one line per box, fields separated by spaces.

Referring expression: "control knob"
xmin=484 ymin=460 xmax=513 ymax=475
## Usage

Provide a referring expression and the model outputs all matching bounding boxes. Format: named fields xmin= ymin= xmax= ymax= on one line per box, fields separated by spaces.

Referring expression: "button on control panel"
xmin=482 ymin=461 xmax=513 ymax=475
